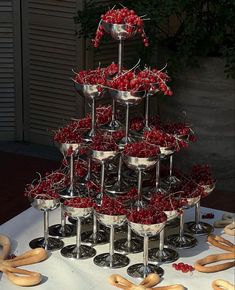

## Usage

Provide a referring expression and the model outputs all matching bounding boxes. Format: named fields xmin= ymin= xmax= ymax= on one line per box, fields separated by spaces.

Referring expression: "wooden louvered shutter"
xmin=22 ymin=0 xmax=85 ymax=145
xmin=0 ymin=0 xmax=22 ymax=140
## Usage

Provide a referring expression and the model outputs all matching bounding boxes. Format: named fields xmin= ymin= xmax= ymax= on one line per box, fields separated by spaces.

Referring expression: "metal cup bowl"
xmin=160 ymin=146 xmax=175 ymax=156
xmin=74 ymin=82 xmax=104 ymax=100
xmin=95 ymin=211 xmax=126 ymax=228
xmin=63 ymin=204 xmax=93 ymax=219
xmin=91 ymin=149 xmax=118 ymax=162
xmin=128 ymin=220 xmax=165 ymax=237
xmin=29 ymin=196 xmax=60 ymax=211
xmin=109 ymin=88 xmax=146 ymax=106
xmin=164 ymin=209 xmax=179 ymax=221
xmin=201 ymin=182 xmax=216 ymax=194
xmin=183 ymin=195 xmax=201 ymax=209
xmin=123 ymin=155 xmax=158 ymax=171
xmin=102 ymin=21 xmax=137 ymax=40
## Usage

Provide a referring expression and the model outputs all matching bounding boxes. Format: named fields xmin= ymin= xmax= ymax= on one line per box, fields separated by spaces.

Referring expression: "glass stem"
xmin=137 ymin=169 xmax=143 ymax=208
xmin=179 ymin=211 xmax=185 ymax=240
xmin=86 ymin=157 xmax=91 ymax=182
xmin=155 ymin=157 xmax=160 ymax=190
xmin=159 ymin=227 xmax=165 ymax=256
xmin=43 ymin=211 xmax=49 ymax=250
xmin=144 ymin=94 xmax=150 ymax=128
xmin=127 ymin=224 xmax=132 ymax=250
xmin=91 ymin=97 xmax=96 ymax=136
xmin=169 ymin=154 xmax=173 ymax=178
xmin=117 ymin=154 xmax=122 ymax=186
xmin=109 ymin=225 xmax=115 ymax=267
xmin=69 ymin=153 xmax=74 ymax=194
xmin=111 ymin=98 xmax=116 ymax=122
xmin=100 ymin=161 xmax=105 ymax=199
xmin=125 ymin=104 xmax=130 ymax=144
xmin=61 ymin=205 xmax=65 ymax=231
xmin=195 ymin=201 xmax=200 ymax=226
xmin=93 ymin=214 xmax=97 ymax=242
xmin=76 ymin=218 xmax=81 ymax=258
xmin=143 ymin=235 xmax=149 ymax=278
xmin=118 ymin=39 xmax=123 ymax=72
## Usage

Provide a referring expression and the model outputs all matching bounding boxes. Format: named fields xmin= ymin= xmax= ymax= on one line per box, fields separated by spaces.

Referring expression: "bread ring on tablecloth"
xmin=214 ymin=214 xmax=235 ymax=228
xmin=194 ymin=252 xmax=235 ymax=273
xmin=208 ymin=235 xmax=235 ymax=253
xmin=224 ymin=222 xmax=235 ymax=236
xmin=212 ymin=279 xmax=235 ymax=290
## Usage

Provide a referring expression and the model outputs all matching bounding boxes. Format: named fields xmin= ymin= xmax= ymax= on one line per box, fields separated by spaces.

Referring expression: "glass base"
xmin=114 ymin=237 xmax=143 ymax=254
xmin=93 ymin=253 xmax=130 ymax=269
xmin=29 ymin=237 xmax=64 ymax=251
xmin=127 ymin=263 xmax=164 ymax=279
xmin=61 ymin=244 xmax=96 ymax=259
xmin=167 ymin=233 xmax=197 ymax=249
xmin=163 ymin=175 xmax=180 ymax=186
xmin=49 ymin=224 xmax=76 ymax=238
xmin=185 ymin=221 xmax=214 ymax=236
xmin=59 ymin=187 xmax=81 ymax=199
xmin=101 ymin=119 xmax=123 ymax=132
xmin=105 ymin=181 xmax=129 ymax=196
xmin=81 ymin=230 xmax=108 ymax=246
xmin=148 ymin=247 xmax=179 ymax=263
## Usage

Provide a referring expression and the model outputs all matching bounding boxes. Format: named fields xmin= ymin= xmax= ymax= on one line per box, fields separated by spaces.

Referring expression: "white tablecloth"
xmin=0 ymin=206 xmax=234 ymax=290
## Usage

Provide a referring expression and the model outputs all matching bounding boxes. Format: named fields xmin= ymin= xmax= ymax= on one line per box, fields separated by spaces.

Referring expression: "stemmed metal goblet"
xmin=110 ymin=89 xmax=146 ymax=148
xmin=59 ymin=143 xmax=80 ymax=198
xmin=74 ymin=83 xmax=104 ymax=141
xmin=186 ymin=182 xmax=215 ymax=235
xmin=149 ymin=209 xmax=179 ymax=263
xmin=167 ymin=196 xmax=200 ymax=249
xmin=123 ymin=154 xmax=159 ymax=209
xmin=127 ymin=214 xmax=166 ymax=278
xmin=93 ymin=211 xmax=130 ymax=268
xmin=81 ymin=148 xmax=118 ymax=245
xmin=61 ymin=202 xmax=96 ymax=259
xmin=101 ymin=21 xmax=137 ymax=131
xmin=29 ymin=196 xmax=64 ymax=251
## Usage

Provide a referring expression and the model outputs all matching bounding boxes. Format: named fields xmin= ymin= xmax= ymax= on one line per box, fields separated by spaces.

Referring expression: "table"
xmin=0 ymin=206 xmax=234 ymax=290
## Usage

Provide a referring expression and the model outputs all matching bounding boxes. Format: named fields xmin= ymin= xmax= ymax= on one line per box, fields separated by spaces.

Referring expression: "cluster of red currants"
xmin=74 ymin=63 xmax=119 ymax=87
xmin=116 ymin=187 xmax=138 ymax=203
xmin=85 ymin=180 xmax=100 ymax=194
xmin=144 ymin=129 xmax=177 ymax=150
xmin=91 ymin=134 xmax=118 ymax=151
xmin=95 ymin=195 xmax=127 ymax=215
xmin=150 ymin=192 xmax=187 ymax=212
xmin=172 ymin=262 xmax=194 ymax=273
xmin=174 ymin=180 xmax=205 ymax=199
xmin=92 ymin=8 xmax=149 ymax=48
xmin=123 ymin=141 xmax=160 ymax=158
xmin=64 ymin=197 xmax=94 ymax=208
xmin=128 ymin=207 xmax=167 ymax=224
xmin=202 ymin=212 xmax=214 ymax=219
xmin=107 ymin=68 xmax=172 ymax=95
xmin=24 ymin=170 xmax=67 ymax=200
xmin=190 ymin=164 xmax=215 ymax=186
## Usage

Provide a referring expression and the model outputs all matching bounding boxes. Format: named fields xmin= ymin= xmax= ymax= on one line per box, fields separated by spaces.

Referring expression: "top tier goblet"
xmin=74 ymin=83 xmax=105 ymax=142
xmin=99 ymin=21 xmax=138 ymax=132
